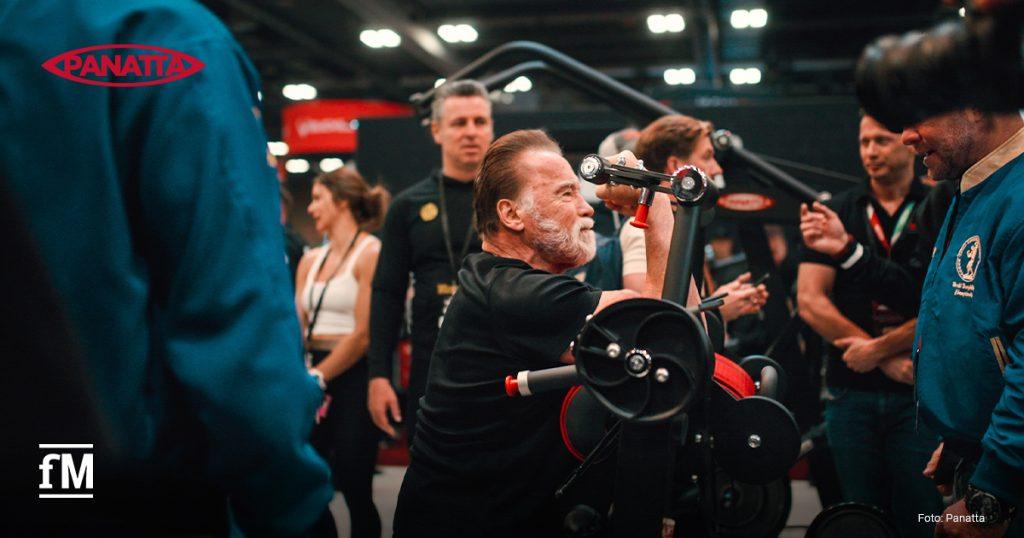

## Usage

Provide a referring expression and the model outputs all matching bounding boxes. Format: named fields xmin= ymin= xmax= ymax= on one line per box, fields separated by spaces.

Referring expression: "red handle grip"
xmin=504 ymin=375 xmax=520 ymax=397
xmin=631 ymin=203 xmax=650 ymax=228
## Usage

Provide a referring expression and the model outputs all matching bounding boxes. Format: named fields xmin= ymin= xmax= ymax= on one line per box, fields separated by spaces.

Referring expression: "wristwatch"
xmin=966 ymin=485 xmax=1017 ymax=526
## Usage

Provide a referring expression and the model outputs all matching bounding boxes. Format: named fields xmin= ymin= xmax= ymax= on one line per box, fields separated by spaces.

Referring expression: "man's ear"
xmin=430 ymin=121 xmax=442 ymax=145
xmin=665 ymin=154 xmax=686 ymax=174
xmin=496 ymin=199 xmax=526 ymax=232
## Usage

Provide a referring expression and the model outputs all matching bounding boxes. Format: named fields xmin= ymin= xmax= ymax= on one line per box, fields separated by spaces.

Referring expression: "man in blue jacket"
xmin=0 ymin=0 xmax=333 ymax=535
xmin=907 ymin=108 xmax=1024 ymax=537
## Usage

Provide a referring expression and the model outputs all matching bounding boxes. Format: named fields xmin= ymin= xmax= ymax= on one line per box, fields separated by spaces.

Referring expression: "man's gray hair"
xmin=431 ymin=79 xmax=490 ymax=123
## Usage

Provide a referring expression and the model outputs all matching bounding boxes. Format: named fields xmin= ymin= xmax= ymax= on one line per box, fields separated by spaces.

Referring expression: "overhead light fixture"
xmin=319 ymin=158 xmax=344 ymax=172
xmin=647 ymin=13 xmax=685 ymax=34
xmin=959 ymin=7 xmax=966 ymax=16
xmin=503 ymin=76 xmax=532 ymax=93
xmin=729 ymin=67 xmax=762 ymax=85
xmin=282 ymin=83 xmax=317 ymax=101
xmin=663 ymin=67 xmax=696 ymax=86
xmin=730 ymin=10 xmax=750 ymax=29
xmin=748 ymin=9 xmax=768 ymax=28
xmin=360 ymin=28 xmax=401 ymax=48
xmin=732 ymin=8 xmax=768 ymax=29
xmin=285 ymin=159 xmax=310 ymax=174
xmin=438 ymin=24 xmax=478 ymax=43
xmin=434 ymin=78 xmax=446 ymax=88
xmin=257 ymin=90 xmax=263 ymax=102
xmin=268 ymin=141 xmax=289 ymax=156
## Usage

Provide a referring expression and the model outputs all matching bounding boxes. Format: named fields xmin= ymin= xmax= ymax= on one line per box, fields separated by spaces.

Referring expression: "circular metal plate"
xmin=710 ymin=396 xmax=800 ymax=484
xmin=574 ymin=298 xmax=712 ymax=422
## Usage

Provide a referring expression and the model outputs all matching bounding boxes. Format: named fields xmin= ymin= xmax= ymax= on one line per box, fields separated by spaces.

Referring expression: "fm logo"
xmin=38 ymin=444 xmax=93 ymax=499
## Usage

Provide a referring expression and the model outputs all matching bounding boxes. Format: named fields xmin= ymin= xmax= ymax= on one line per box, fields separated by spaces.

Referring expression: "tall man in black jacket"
xmin=367 ymin=80 xmax=493 ymax=441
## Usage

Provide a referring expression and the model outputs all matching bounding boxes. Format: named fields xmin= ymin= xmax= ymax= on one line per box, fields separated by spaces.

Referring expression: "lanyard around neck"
xmin=305 ymin=232 xmax=360 ymax=342
xmin=437 ymin=172 xmax=475 ymax=282
xmin=866 ymin=201 xmax=916 ymax=256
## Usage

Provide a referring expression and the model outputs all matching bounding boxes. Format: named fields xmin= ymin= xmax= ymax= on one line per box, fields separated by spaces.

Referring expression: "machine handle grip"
xmin=505 ymin=365 xmax=580 ymax=397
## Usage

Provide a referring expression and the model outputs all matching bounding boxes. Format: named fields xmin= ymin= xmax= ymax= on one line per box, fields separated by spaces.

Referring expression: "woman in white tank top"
xmin=295 ymin=167 xmax=390 ymax=538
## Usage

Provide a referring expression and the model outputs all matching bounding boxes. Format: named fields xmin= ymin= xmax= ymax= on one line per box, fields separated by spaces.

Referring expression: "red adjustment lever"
xmin=504 ymin=375 xmax=520 ymax=397
xmin=630 ymin=187 xmax=655 ymax=229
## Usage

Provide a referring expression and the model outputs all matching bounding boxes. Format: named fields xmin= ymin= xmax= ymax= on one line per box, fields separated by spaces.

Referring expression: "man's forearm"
xmin=799 ymin=295 xmax=871 ymax=343
xmin=874 ymin=318 xmax=916 ymax=357
xmin=641 ymin=197 xmax=673 ymax=298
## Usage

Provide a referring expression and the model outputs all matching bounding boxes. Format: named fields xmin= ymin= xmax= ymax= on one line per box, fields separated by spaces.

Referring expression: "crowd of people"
xmin=4 ymin=1 xmax=1023 ymax=537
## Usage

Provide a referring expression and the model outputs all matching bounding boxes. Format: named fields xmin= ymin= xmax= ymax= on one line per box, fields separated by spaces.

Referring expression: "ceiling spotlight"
xmin=438 ymin=24 xmax=459 ymax=43
xmin=730 ymin=10 xmax=751 ymax=29
xmin=434 ymin=78 xmax=446 ymax=88
xmin=438 ymin=23 xmax=478 ymax=43
xmin=268 ymin=141 xmax=289 ymax=156
xmin=457 ymin=24 xmax=478 ymax=42
xmin=745 ymin=67 xmax=762 ymax=84
xmin=360 ymin=29 xmax=382 ymax=48
xmin=959 ymin=7 xmax=966 ymax=16
xmin=647 ymin=14 xmax=667 ymax=34
xmin=319 ymin=158 xmax=344 ymax=172
xmin=663 ymin=68 xmax=696 ymax=86
xmin=285 ymin=159 xmax=310 ymax=174
xmin=748 ymin=8 xmax=768 ymax=28
xmin=361 ymin=28 xmax=401 ymax=48
xmin=663 ymin=13 xmax=685 ymax=32
xmin=503 ymin=76 xmax=532 ymax=93
xmin=378 ymin=29 xmax=401 ymax=47
xmin=729 ymin=67 xmax=762 ymax=85
xmin=282 ymin=83 xmax=317 ymax=101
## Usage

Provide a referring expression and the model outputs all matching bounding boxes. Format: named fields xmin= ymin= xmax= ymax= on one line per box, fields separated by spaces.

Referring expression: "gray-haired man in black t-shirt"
xmin=393 ymin=129 xmax=696 ymax=537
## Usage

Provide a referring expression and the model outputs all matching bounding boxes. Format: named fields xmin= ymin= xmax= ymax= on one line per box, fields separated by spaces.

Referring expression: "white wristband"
xmin=839 ymin=242 xmax=864 ymax=270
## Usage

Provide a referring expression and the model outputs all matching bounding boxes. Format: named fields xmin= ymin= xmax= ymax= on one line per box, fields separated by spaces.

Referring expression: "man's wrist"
xmin=966 ymin=484 xmax=1017 ymax=526
xmin=830 ymin=234 xmax=856 ymax=260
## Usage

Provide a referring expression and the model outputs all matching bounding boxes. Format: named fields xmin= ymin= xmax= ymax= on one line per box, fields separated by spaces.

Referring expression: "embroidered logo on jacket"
xmin=951 ymin=235 xmax=982 ymax=298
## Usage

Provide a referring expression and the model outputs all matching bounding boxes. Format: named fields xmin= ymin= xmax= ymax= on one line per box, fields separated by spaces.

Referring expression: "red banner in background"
xmin=281 ymin=99 xmax=412 ymax=154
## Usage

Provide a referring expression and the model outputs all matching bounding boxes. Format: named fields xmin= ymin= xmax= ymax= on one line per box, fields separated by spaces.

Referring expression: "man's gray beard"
xmin=528 ymin=211 xmax=597 ymax=269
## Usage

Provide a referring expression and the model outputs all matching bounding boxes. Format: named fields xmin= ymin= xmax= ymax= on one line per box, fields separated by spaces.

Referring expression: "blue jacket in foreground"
xmin=915 ymin=137 xmax=1024 ymax=507
xmin=0 ymin=0 xmax=332 ymax=534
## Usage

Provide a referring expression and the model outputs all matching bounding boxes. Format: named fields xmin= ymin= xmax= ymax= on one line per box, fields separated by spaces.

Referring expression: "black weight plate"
xmin=711 ymin=396 xmax=800 ymax=485
xmin=805 ymin=502 xmax=899 ymax=538
xmin=711 ymin=472 xmax=792 ymax=538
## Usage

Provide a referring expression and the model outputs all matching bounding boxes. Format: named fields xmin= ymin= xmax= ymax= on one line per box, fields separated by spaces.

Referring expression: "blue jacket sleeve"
xmin=123 ymin=32 xmax=332 ymax=535
xmin=973 ymin=224 xmax=1024 ymax=506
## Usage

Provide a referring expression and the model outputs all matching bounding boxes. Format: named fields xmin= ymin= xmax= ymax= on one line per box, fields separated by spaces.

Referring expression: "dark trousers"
xmin=825 ymin=388 xmax=944 ymax=538
xmin=310 ymin=353 xmax=381 ymax=538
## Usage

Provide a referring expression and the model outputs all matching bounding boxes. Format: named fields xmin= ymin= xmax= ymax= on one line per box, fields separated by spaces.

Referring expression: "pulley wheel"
xmin=574 ymin=298 xmax=713 ymax=423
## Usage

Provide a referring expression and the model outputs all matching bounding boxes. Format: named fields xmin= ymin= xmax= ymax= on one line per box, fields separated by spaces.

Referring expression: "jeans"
xmin=824 ymin=388 xmax=944 ymax=538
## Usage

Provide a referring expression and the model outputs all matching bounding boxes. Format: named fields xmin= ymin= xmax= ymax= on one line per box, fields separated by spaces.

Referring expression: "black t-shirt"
xmin=799 ymin=179 xmax=930 ymax=392
xmin=395 ymin=252 xmax=602 ymax=537
xmin=368 ymin=171 xmax=481 ymax=380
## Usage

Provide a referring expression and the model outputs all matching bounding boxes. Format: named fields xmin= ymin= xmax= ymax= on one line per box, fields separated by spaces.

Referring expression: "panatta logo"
xmin=42 ymin=44 xmax=204 ymax=87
